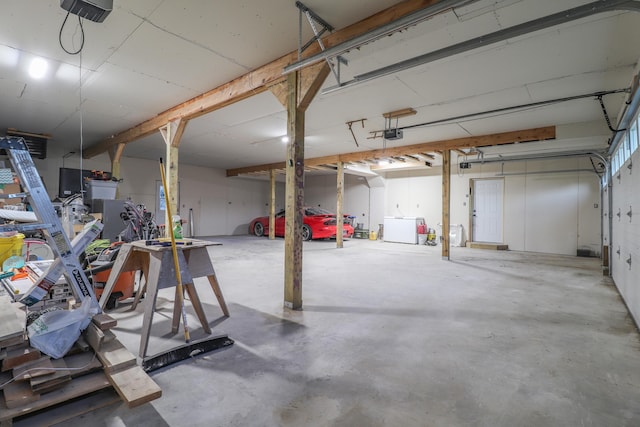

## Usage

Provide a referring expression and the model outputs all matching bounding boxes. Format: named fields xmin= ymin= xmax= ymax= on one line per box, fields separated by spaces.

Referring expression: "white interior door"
xmin=473 ymin=179 xmax=504 ymax=243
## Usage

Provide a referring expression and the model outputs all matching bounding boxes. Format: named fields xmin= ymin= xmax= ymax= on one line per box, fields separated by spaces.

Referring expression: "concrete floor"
xmin=59 ymin=236 xmax=640 ymax=426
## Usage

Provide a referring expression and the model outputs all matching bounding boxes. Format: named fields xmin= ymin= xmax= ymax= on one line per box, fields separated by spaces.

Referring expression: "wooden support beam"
xmin=83 ymin=0 xmax=446 ymax=158
xmin=299 ymin=63 xmax=331 ymax=110
xmin=284 ymin=71 xmax=305 ymax=310
xmin=160 ymin=120 xmax=187 ymax=228
xmin=336 ymin=161 xmax=344 ymax=249
xmin=269 ymin=170 xmax=276 ymax=240
xmin=442 ymin=150 xmax=451 ymax=260
xmin=226 ymin=126 xmax=555 ymax=176
xmin=108 ymin=143 xmax=126 ymax=199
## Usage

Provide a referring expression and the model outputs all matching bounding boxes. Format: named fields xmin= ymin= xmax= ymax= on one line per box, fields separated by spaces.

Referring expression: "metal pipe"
xmin=465 ymin=150 xmax=607 ymax=164
xmin=322 ymin=0 xmax=640 ymax=93
xmin=283 ymin=0 xmax=478 ymax=74
xmin=398 ymin=89 xmax=628 ymax=132
xmin=494 ymin=169 xmax=596 ymax=177
xmin=609 ymin=75 xmax=640 ymax=156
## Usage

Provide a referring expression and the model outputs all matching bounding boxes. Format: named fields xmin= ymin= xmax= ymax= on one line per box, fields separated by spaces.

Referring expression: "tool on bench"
xmin=0 ymin=137 xmax=101 ymax=309
xmin=145 ymin=239 xmax=192 ymax=247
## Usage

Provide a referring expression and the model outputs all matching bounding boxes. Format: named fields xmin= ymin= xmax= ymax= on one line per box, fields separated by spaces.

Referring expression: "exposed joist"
xmin=84 ymin=0 xmax=442 ymax=159
xmin=226 ymin=126 xmax=555 ymax=176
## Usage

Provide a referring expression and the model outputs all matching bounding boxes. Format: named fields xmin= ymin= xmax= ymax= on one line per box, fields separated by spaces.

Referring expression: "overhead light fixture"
xmin=60 ymin=0 xmax=113 ymax=23
xmin=28 ymin=57 xmax=48 ymax=79
xmin=281 ymin=136 xmax=290 ymax=143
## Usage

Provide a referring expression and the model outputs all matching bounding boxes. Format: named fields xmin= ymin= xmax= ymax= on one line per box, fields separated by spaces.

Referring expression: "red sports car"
xmin=249 ymin=207 xmax=355 ymax=241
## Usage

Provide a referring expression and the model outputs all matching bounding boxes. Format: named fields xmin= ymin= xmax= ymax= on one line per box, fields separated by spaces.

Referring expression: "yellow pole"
xmin=159 ymin=158 xmax=190 ymax=343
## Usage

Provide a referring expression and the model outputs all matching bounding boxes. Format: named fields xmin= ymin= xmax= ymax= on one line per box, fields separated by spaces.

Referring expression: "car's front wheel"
xmin=302 ymin=224 xmax=312 ymax=241
xmin=254 ymin=222 xmax=264 ymax=237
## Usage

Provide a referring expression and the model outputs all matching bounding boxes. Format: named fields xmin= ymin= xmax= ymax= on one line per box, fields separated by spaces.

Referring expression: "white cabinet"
xmin=383 ymin=216 xmax=425 ymax=244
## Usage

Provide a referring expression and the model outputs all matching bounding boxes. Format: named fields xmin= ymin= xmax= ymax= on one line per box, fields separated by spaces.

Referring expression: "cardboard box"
xmin=0 ymin=183 xmax=22 ymax=207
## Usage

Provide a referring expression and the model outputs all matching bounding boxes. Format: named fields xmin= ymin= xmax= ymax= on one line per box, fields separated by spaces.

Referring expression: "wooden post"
xmin=442 ymin=150 xmax=451 ymax=260
xmin=160 ymin=119 xmax=187 ymax=234
xmin=108 ymin=143 xmax=125 ymax=199
xmin=284 ymin=71 xmax=305 ymax=310
xmin=336 ymin=161 xmax=344 ymax=248
xmin=269 ymin=169 xmax=276 ymax=240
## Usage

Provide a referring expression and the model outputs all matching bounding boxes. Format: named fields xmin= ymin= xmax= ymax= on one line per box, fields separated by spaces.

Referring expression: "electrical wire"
xmin=59 ymin=11 xmax=85 ymax=55
xmin=79 ymin=49 xmax=84 ymax=203
xmin=0 ymin=351 xmax=99 ymax=390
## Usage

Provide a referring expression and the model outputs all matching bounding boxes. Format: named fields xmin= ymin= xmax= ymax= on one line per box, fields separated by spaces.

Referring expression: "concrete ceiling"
xmin=1 ymin=0 xmax=638 ymax=172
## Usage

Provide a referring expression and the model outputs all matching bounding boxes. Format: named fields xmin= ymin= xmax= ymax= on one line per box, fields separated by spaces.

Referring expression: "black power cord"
xmin=59 ymin=11 xmax=85 ymax=55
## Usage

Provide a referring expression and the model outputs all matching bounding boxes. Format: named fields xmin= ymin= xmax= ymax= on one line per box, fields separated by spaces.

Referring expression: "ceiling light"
xmin=28 ymin=57 xmax=48 ymax=79
xmin=0 ymin=45 xmax=19 ymax=68
xmin=281 ymin=136 xmax=289 ymax=143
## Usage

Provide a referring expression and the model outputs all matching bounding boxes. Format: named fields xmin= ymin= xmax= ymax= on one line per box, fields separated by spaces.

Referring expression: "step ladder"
xmin=0 ymin=137 xmax=101 ymax=310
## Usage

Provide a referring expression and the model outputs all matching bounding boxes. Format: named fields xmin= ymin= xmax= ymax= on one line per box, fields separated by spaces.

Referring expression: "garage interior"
xmin=0 ymin=0 xmax=639 ymax=425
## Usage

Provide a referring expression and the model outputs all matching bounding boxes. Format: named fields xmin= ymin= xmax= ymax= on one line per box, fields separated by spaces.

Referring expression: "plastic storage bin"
xmin=85 ymin=180 xmax=118 ymax=200
xmin=0 ymin=233 xmax=24 ymax=266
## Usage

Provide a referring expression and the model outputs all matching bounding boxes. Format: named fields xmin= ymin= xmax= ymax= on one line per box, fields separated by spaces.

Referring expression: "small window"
xmin=631 ymin=119 xmax=639 ymax=153
xmin=618 ymin=148 xmax=624 ymax=169
xmin=622 ymin=134 xmax=630 ymax=162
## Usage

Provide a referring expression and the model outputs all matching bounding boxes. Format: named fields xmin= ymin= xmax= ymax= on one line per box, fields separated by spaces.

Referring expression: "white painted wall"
xmin=33 ymin=144 xmax=283 ymax=237
xmin=305 ymin=174 xmax=371 ymax=227
xmin=18 ymin=144 xmax=602 ymax=255
xmin=382 ymin=156 xmax=601 ymax=256
xmin=610 ymin=145 xmax=640 ymax=326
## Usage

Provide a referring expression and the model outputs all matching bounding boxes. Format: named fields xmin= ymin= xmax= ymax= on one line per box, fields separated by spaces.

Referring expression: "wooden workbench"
xmin=97 ymin=239 xmax=229 ymax=360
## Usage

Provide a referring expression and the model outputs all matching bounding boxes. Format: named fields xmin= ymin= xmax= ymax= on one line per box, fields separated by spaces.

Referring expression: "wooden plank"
xmin=3 ymin=380 xmax=39 ymax=409
xmin=269 ymin=170 xmax=276 ymax=240
xmin=83 ymin=0 xmax=441 ymax=158
xmin=469 ymin=242 xmax=509 ymax=250
xmin=11 ymin=388 xmax=120 ymax=427
xmin=107 ymin=365 xmax=162 ymax=408
xmin=91 ymin=313 xmax=117 ymax=331
xmin=83 ymin=323 xmax=105 ymax=352
xmin=95 ymin=339 xmax=136 ymax=374
xmin=2 ymin=347 xmax=40 ymax=372
xmin=0 ymin=371 xmax=112 ymax=422
xmin=284 ymin=71 xmax=305 ymax=310
xmin=29 ymin=359 xmax=70 ymax=394
xmin=442 ymin=149 xmax=451 ymax=260
xmin=336 ymin=161 xmax=344 ymax=249
xmin=226 ymin=126 xmax=556 ymax=176
xmin=12 ymin=357 xmax=54 ymax=380
xmin=0 ymin=335 xmax=26 ymax=351
xmin=64 ymin=351 xmax=104 ymax=378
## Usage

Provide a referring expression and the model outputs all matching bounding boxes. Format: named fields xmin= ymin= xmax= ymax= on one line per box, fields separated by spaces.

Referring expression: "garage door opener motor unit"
xmin=60 ymin=0 xmax=112 ymax=23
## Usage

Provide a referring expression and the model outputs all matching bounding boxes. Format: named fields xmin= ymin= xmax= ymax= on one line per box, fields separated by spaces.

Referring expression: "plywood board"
xmin=29 ymin=359 xmax=70 ymax=394
xmin=12 ymin=357 xmax=54 ymax=380
xmin=0 ymin=371 xmax=112 ymax=422
xmin=91 ymin=313 xmax=117 ymax=330
xmin=2 ymin=347 xmax=40 ymax=372
xmin=3 ymin=379 xmax=40 ymax=409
